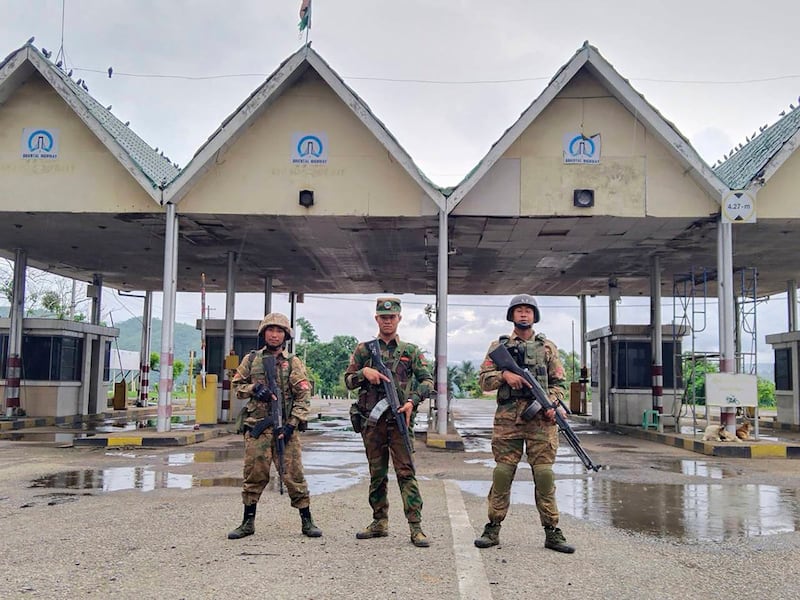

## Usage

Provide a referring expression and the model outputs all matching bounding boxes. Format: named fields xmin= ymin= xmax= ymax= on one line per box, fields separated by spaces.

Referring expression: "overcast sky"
xmin=3 ymin=1 xmax=799 ymax=368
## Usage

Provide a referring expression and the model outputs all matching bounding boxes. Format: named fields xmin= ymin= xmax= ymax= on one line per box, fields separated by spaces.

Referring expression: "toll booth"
xmin=196 ymin=319 xmax=261 ymax=417
xmin=588 ymin=324 xmax=686 ymax=426
xmin=765 ymin=331 xmax=800 ymax=426
xmin=0 ymin=318 xmax=119 ymax=417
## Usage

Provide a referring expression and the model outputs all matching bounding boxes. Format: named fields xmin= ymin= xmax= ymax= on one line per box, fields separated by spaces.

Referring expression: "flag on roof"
xmin=299 ymin=0 xmax=312 ymax=31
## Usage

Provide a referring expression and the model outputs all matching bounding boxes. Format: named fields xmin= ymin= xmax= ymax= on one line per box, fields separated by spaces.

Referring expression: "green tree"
xmin=681 ymin=355 xmax=719 ymax=405
xmin=150 ymin=351 xmax=160 ymax=372
xmin=558 ymin=349 xmax=580 ymax=383
xmin=0 ymin=262 xmax=88 ymax=320
xmin=447 ymin=364 xmax=462 ymax=396
xmin=757 ymin=377 xmax=776 ymax=407
xmin=296 ymin=317 xmax=319 ymax=344
xmin=294 ymin=319 xmax=358 ymax=397
xmin=173 ymin=359 xmax=185 ymax=380
xmin=456 ymin=360 xmax=482 ymax=398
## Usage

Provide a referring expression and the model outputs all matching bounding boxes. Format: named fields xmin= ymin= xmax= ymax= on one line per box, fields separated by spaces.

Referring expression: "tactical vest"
xmin=496 ymin=333 xmax=548 ymax=403
xmin=357 ymin=341 xmax=415 ymax=413
xmin=246 ymin=349 xmax=294 ymax=418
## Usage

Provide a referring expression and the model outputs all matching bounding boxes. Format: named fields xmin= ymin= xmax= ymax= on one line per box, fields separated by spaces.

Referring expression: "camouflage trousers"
xmin=487 ymin=429 xmax=559 ymax=527
xmin=240 ymin=429 xmax=309 ymax=509
xmin=361 ymin=413 xmax=423 ymax=523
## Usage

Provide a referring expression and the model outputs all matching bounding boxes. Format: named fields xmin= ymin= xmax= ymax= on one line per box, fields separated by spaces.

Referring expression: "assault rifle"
xmin=365 ymin=339 xmax=415 ymax=472
xmin=250 ymin=354 xmax=285 ymax=494
xmin=488 ymin=344 xmax=601 ymax=472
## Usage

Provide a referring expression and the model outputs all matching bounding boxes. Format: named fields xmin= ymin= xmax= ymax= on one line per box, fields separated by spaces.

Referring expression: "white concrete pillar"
xmin=264 ymin=276 xmax=273 ymax=316
xmin=221 ymin=251 xmax=236 ymax=422
xmin=138 ymin=291 xmax=152 ymax=407
xmin=436 ymin=208 xmax=449 ymax=435
xmin=157 ymin=203 xmax=178 ymax=432
xmin=717 ymin=220 xmax=736 ymax=433
xmin=650 ymin=256 xmax=664 ymax=430
xmin=90 ymin=273 xmax=103 ymax=325
xmin=5 ymin=249 xmax=26 ymax=415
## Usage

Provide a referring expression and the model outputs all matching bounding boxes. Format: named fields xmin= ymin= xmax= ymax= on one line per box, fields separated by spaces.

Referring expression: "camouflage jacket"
xmin=231 ymin=347 xmax=311 ymax=429
xmin=479 ymin=331 xmax=567 ymax=436
xmin=344 ymin=336 xmax=434 ymax=412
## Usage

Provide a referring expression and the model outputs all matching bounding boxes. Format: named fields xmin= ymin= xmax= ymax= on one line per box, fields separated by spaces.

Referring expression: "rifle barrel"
xmin=489 ymin=344 xmax=601 ymax=472
xmin=368 ymin=340 xmax=415 ymax=471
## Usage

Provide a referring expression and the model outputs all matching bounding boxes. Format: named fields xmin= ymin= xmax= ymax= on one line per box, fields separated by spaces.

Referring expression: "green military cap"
xmin=375 ymin=297 xmax=402 ymax=315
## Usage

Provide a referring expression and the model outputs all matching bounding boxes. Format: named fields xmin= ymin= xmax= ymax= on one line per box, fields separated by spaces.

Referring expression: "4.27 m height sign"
xmin=721 ymin=189 xmax=756 ymax=223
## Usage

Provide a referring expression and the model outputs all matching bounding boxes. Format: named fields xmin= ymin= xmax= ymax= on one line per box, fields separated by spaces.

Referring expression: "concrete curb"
xmin=72 ymin=426 xmax=230 ymax=448
xmin=425 ymin=432 xmax=465 ymax=450
xmin=571 ymin=415 xmax=800 ymax=459
xmin=0 ymin=407 xmax=194 ymax=431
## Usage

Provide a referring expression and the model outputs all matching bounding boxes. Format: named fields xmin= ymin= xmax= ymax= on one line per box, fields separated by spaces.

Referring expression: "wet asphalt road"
xmin=2 ymin=397 xmax=800 ymax=599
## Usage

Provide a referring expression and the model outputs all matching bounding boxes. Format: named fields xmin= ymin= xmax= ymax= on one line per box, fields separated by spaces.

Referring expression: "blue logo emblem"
xmin=297 ymin=135 xmax=323 ymax=158
xmin=291 ymin=132 xmax=328 ymax=165
xmin=27 ymin=129 xmax=54 ymax=153
xmin=563 ymin=133 xmax=601 ymax=164
xmin=22 ymin=128 xmax=59 ymax=159
xmin=567 ymin=135 xmax=595 ymax=157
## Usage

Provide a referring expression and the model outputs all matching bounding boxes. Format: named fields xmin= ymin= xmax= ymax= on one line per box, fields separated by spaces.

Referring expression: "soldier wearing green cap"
xmin=345 ymin=297 xmax=434 ymax=547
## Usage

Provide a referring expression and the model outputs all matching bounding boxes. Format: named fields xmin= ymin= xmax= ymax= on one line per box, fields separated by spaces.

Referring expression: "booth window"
xmin=0 ymin=335 xmax=85 ymax=381
xmin=103 ymin=341 xmax=112 ymax=382
xmin=590 ymin=345 xmax=599 ymax=386
xmin=612 ymin=341 xmax=681 ymax=389
xmin=0 ymin=334 xmax=6 ymax=378
xmin=775 ymin=347 xmax=792 ymax=391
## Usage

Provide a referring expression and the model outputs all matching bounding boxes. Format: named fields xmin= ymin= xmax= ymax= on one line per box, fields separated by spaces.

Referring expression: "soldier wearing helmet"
xmin=227 ymin=312 xmax=322 ymax=540
xmin=474 ymin=295 xmax=574 ymax=554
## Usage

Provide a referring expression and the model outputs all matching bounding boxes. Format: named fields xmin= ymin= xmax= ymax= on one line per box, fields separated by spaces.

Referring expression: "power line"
xmin=70 ymin=66 xmax=800 ymax=87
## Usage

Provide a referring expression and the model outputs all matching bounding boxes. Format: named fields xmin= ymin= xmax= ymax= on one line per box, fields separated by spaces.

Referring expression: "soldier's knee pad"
xmin=532 ymin=464 xmax=555 ymax=494
xmin=493 ymin=462 xmax=517 ymax=493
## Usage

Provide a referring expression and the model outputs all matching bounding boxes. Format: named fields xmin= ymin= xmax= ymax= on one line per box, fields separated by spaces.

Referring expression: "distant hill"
xmin=0 ymin=307 xmax=201 ymax=368
xmin=114 ymin=317 xmax=201 ymax=364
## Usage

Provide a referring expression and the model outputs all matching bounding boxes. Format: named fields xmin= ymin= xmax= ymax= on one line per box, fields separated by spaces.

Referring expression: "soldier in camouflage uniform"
xmin=226 ymin=313 xmax=323 ymax=540
xmin=345 ymin=297 xmax=434 ymax=548
xmin=474 ymin=295 xmax=575 ymax=554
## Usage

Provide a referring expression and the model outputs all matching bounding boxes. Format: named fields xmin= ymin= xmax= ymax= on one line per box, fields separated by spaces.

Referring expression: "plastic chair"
xmin=642 ymin=410 xmax=659 ymax=430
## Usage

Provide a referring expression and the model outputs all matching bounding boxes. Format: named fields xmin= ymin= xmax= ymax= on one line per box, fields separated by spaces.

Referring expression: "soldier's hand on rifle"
xmin=362 ymin=366 xmax=391 ymax=385
xmin=544 ymin=405 xmax=567 ymax=424
xmin=282 ymin=423 xmax=295 ymax=442
xmin=251 ymin=383 xmax=270 ymax=401
xmin=398 ymin=400 xmax=414 ymax=427
xmin=501 ymin=370 xmax=532 ymax=391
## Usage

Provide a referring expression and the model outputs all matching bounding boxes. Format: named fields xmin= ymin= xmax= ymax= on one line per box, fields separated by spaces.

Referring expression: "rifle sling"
xmin=367 ymin=397 xmax=390 ymax=426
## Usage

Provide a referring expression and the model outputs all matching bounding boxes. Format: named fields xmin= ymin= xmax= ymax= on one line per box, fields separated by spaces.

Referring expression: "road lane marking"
xmin=444 ymin=479 xmax=493 ymax=600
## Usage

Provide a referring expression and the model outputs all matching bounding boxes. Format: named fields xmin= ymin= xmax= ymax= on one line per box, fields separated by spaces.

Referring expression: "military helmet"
xmin=257 ymin=312 xmax=293 ymax=339
xmin=506 ymin=294 xmax=540 ymax=323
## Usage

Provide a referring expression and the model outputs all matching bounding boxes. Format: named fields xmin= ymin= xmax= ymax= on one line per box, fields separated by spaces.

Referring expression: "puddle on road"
xmin=457 ymin=477 xmax=800 ymax=541
xmin=30 ymin=436 xmax=369 ymax=495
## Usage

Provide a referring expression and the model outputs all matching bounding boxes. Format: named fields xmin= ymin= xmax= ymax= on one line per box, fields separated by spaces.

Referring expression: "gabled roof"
xmin=714 ymin=106 xmax=800 ymax=190
xmin=446 ymin=41 xmax=730 ymax=213
xmin=0 ymin=43 xmax=179 ymax=200
xmin=164 ymin=44 xmax=445 ymax=210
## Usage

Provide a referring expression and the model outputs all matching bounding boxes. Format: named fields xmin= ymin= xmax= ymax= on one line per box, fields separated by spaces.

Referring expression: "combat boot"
xmin=299 ymin=507 xmax=323 ymax=537
xmin=355 ymin=518 xmax=389 ymax=539
xmin=227 ymin=504 xmax=257 ymax=539
xmin=409 ymin=523 xmax=430 ymax=548
xmin=544 ymin=526 xmax=575 ymax=553
xmin=474 ymin=521 xmax=501 ymax=548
